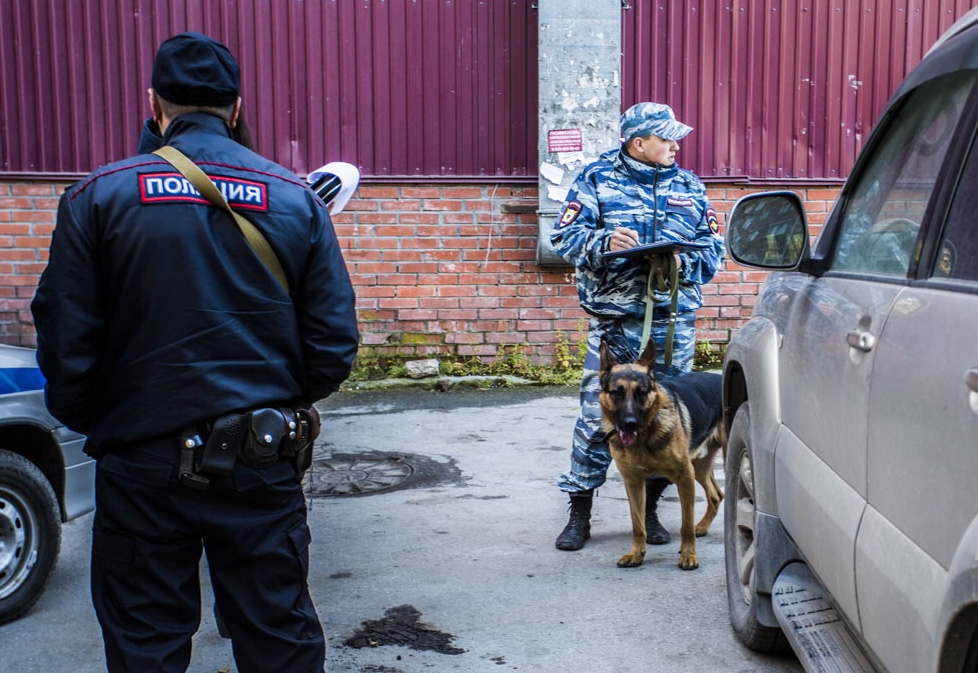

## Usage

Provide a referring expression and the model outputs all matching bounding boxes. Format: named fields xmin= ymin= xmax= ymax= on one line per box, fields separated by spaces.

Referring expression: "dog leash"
xmin=640 ymin=253 xmax=680 ymax=369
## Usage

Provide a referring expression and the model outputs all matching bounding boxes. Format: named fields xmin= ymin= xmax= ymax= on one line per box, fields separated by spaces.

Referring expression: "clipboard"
xmin=603 ymin=240 xmax=711 ymax=260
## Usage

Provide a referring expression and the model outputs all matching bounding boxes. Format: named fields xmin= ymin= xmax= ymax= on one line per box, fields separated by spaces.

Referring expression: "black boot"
xmin=555 ymin=490 xmax=593 ymax=551
xmin=645 ymin=477 xmax=671 ymax=545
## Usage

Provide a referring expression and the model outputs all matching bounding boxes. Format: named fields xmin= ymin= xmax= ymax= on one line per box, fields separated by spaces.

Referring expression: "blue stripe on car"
xmin=0 ymin=367 xmax=46 ymax=394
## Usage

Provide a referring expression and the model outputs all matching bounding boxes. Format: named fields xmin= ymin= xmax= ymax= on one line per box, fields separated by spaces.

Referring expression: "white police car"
xmin=0 ymin=344 xmax=93 ymax=624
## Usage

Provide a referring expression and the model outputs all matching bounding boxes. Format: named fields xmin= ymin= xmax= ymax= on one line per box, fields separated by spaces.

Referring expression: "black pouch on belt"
xmin=240 ymin=408 xmax=294 ymax=469
xmin=291 ymin=403 xmax=320 ymax=474
xmin=197 ymin=413 xmax=248 ymax=477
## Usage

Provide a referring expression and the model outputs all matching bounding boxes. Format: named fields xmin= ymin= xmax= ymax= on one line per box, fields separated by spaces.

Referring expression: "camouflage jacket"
xmin=550 ymin=147 xmax=725 ymax=319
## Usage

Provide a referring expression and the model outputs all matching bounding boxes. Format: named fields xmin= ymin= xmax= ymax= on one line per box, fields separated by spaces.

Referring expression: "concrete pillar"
xmin=536 ymin=0 xmax=622 ymax=265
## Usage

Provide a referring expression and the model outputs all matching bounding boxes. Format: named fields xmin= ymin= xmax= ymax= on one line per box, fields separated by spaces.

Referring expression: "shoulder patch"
xmin=558 ymin=201 xmax=582 ymax=228
xmin=139 ymin=172 xmax=268 ymax=212
xmin=706 ymin=207 xmax=719 ymax=234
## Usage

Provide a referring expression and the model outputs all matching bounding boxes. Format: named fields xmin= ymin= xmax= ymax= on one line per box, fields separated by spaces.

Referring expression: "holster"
xmin=281 ymin=403 xmax=320 ymax=475
xmin=198 ymin=413 xmax=248 ymax=476
xmin=240 ymin=407 xmax=295 ymax=469
xmin=178 ymin=413 xmax=247 ymax=490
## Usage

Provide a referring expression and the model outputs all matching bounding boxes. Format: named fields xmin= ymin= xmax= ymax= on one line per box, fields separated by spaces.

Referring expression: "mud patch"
xmin=344 ymin=605 xmax=464 ymax=655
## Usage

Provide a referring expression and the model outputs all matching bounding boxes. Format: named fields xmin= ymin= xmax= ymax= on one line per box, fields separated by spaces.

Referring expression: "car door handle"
xmin=846 ymin=330 xmax=876 ymax=352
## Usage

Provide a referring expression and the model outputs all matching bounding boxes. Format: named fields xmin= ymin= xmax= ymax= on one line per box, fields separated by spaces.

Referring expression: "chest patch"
xmin=558 ymin=201 xmax=582 ymax=228
xmin=139 ymin=172 xmax=269 ymax=212
xmin=667 ymin=196 xmax=694 ymax=208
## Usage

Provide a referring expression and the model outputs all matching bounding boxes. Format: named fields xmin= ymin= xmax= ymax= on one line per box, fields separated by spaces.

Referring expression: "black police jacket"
xmin=31 ymin=113 xmax=359 ymax=454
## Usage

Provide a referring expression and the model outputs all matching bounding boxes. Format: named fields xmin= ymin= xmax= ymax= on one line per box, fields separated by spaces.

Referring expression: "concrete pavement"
xmin=2 ymin=385 xmax=801 ymax=673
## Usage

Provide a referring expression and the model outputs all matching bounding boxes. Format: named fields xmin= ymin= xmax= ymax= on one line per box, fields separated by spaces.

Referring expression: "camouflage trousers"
xmin=557 ymin=311 xmax=696 ymax=493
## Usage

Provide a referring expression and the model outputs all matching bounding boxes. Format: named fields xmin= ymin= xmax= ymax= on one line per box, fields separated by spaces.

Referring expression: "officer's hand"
xmin=609 ymin=227 xmax=640 ymax=252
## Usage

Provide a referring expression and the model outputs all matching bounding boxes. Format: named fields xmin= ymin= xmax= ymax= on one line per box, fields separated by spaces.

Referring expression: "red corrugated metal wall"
xmin=2 ymin=1 xmax=977 ymax=180
xmin=622 ymin=0 xmax=978 ymax=180
xmin=0 ymin=0 xmax=538 ymax=180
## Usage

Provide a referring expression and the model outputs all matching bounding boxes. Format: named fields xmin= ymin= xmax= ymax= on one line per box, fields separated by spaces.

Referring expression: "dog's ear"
xmin=635 ymin=339 xmax=657 ymax=369
xmin=599 ymin=338 xmax=617 ymax=371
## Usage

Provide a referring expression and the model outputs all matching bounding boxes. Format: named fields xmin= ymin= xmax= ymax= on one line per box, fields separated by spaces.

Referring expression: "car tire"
xmin=0 ymin=449 xmax=62 ymax=625
xmin=724 ymin=404 xmax=790 ymax=653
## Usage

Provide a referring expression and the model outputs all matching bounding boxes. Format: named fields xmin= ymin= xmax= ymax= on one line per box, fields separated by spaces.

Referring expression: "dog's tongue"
xmin=618 ymin=429 xmax=638 ymax=446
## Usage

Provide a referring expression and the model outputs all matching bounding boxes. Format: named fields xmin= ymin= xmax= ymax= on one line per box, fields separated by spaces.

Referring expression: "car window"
xmin=933 ymin=119 xmax=978 ymax=282
xmin=831 ymin=71 xmax=977 ymax=275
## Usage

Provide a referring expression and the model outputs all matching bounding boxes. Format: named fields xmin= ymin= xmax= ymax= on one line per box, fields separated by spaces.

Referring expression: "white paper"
xmin=539 ymin=162 xmax=565 ymax=185
xmin=547 ymin=185 xmax=570 ymax=203
xmin=557 ymin=151 xmax=586 ymax=167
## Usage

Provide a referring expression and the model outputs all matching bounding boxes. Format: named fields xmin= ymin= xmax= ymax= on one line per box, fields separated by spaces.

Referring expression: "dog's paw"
xmin=678 ymin=549 xmax=699 ymax=570
xmin=694 ymin=525 xmax=710 ymax=537
xmin=617 ymin=552 xmax=645 ymax=568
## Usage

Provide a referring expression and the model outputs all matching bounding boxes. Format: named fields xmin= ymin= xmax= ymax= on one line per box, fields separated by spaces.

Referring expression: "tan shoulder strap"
xmin=152 ymin=146 xmax=290 ymax=294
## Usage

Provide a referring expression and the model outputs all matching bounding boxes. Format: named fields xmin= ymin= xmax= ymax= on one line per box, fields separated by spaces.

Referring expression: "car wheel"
xmin=724 ymin=404 xmax=790 ymax=653
xmin=0 ymin=449 xmax=62 ymax=624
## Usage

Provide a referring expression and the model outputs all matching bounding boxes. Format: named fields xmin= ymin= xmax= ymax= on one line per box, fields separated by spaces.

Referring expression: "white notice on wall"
xmin=547 ymin=184 xmax=570 ymax=203
xmin=556 ymin=151 xmax=586 ymax=168
xmin=539 ymin=162 xmax=565 ymax=185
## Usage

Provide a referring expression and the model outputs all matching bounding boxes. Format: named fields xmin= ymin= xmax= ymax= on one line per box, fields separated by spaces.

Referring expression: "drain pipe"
xmin=535 ymin=0 xmax=623 ymax=265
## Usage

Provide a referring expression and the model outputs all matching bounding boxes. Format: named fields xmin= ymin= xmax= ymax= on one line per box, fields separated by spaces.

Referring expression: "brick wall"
xmin=0 ymin=179 xmax=841 ymax=363
xmin=0 ymin=182 xmax=60 ymax=346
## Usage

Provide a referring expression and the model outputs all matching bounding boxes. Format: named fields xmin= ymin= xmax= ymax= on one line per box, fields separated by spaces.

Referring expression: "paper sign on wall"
xmin=547 ymin=128 xmax=583 ymax=154
xmin=540 ymin=162 xmax=565 ymax=184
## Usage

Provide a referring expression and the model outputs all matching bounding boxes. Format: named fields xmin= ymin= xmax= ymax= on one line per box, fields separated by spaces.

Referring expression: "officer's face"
xmin=630 ymin=134 xmax=679 ymax=167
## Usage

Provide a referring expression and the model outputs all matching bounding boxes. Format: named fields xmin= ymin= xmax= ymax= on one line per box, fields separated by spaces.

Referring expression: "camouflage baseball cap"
xmin=620 ymin=102 xmax=693 ymax=142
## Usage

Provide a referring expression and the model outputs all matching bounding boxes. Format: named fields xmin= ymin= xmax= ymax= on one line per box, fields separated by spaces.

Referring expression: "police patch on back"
xmin=139 ymin=172 xmax=268 ymax=212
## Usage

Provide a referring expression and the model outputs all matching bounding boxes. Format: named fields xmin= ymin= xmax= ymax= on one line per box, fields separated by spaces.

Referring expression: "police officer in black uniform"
xmin=31 ymin=33 xmax=358 ymax=673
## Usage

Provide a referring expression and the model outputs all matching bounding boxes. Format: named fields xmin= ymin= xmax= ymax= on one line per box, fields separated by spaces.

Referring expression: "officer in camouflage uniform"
xmin=550 ymin=102 xmax=725 ymax=551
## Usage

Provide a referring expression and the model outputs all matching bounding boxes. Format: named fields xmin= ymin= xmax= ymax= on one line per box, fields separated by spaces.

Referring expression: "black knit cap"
xmin=152 ymin=32 xmax=240 ymax=106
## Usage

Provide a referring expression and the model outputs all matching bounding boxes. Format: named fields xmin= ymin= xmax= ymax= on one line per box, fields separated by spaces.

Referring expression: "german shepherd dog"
xmin=598 ymin=338 xmax=726 ymax=570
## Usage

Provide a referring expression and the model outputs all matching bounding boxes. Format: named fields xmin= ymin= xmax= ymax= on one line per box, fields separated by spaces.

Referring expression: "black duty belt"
xmin=178 ymin=405 xmax=320 ymax=490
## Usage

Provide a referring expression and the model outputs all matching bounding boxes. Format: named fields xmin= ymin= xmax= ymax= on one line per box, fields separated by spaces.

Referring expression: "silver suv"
xmin=721 ymin=9 xmax=978 ymax=673
xmin=0 ymin=344 xmax=93 ymax=624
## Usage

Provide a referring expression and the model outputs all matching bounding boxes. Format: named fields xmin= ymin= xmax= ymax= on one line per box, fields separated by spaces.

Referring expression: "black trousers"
xmin=91 ymin=437 xmax=325 ymax=673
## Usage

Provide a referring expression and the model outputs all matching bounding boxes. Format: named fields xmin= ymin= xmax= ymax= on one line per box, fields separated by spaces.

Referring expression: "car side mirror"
xmin=726 ymin=191 xmax=811 ymax=270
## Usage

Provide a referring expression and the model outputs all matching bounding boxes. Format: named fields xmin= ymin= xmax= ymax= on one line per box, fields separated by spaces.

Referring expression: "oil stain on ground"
xmin=343 ymin=605 xmax=464 ymax=655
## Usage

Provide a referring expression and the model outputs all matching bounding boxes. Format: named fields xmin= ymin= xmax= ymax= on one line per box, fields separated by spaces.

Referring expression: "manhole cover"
xmin=305 ymin=454 xmax=414 ymax=496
